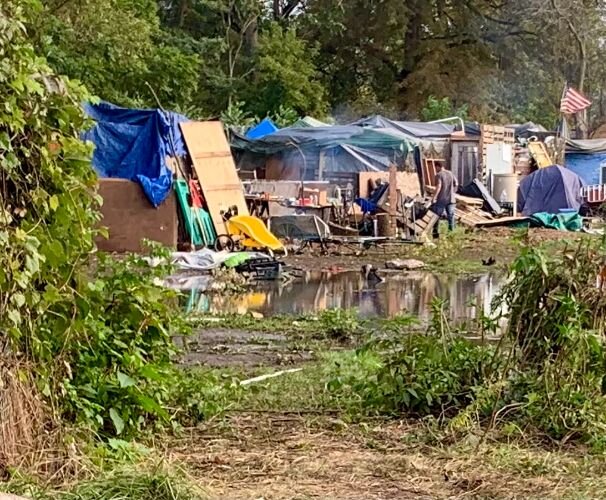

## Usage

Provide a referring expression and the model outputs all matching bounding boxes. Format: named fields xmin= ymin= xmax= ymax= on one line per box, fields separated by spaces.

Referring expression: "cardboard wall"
xmin=96 ymin=178 xmax=178 ymax=252
xmin=358 ymin=171 xmax=421 ymax=198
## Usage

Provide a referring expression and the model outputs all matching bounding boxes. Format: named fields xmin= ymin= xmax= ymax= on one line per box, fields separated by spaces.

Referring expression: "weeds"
xmin=5 ymin=462 xmax=205 ymax=500
xmin=317 ymin=309 xmax=363 ymax=341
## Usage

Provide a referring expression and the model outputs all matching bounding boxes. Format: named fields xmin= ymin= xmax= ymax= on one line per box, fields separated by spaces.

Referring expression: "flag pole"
xmin=558 ymin=82 xmax=568 ymax=164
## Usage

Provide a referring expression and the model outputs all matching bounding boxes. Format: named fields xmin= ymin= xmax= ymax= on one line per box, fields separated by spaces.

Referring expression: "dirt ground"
xmin=283 ymin=227 xmax=587 ymax=273
xmin=169 ymin=413 xmax=602 ymax=500
xmin=174 ymin=328 xmax=314 ymax=367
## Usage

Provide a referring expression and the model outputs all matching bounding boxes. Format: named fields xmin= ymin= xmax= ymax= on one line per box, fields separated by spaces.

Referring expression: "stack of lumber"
xmin=455 ymin=206 xmax=494 ymax=227
xmin=425 ymin=185 xmax=494 ymax=228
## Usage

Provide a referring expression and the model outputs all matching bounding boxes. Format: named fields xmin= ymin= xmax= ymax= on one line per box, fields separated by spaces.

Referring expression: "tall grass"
xmin=4 ymin=463 xmax=206 ymax=500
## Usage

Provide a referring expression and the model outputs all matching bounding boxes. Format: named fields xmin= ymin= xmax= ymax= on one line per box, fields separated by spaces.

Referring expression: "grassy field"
xmin=5 ymin=228 xmax=606 ymax=500
xmin=175 ymin=348 xmax=606 ymax=499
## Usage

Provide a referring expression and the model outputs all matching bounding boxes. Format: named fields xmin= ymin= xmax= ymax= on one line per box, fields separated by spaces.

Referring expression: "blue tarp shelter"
xmin=565 ymin=139 xmax=606 ymax=186
xmin=518 ymin=165 xmax=584 ymax=216
xmin=231 ymin=125 xmax=410 ymax=181
xmin=83 ymin=101 xmax=188 ymax=207
xmin=246 ymin=118 xmax=279 ymax=139
xmin=351 ymin=115 xmax=455 ymax=139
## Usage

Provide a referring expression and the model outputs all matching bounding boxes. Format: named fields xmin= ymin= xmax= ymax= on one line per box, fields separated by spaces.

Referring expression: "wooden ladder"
xmin=527 ymin=141 xmax=553 ymax=168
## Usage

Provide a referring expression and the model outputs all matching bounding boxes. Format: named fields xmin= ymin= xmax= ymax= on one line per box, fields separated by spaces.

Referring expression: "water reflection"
xmin=182 ymin=270 xmax=503 ymax=320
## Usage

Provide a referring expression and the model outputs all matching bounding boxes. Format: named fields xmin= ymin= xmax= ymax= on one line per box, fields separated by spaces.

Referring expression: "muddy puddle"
xmin=178 ymin=270 xmax=504 ymax=321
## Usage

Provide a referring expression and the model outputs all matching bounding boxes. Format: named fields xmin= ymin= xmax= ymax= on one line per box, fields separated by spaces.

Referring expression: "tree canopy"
xmin=24 ymin=0 xmax=606 ymax=128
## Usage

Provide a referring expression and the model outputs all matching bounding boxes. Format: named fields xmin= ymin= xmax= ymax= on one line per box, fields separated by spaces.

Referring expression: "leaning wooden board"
xmin=180 ymin=122 xmax=249 ymax=235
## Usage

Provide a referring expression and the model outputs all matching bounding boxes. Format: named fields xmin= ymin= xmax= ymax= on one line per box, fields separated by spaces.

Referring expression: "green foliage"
xmin=14 ymin=0 xmax=606 ymax=127
xmin=270 ymin=104 xmax=299 ymax=128
xmin=7 ymin=462 xmax=205 ymax=499
xmin=220 ymin=101 xmax=255 ymax=133
xmin=167 ymin=368 xmax=242 ymax=425
xmin=33 ymin=0 xmax=200 ymax=109
xmin=318 ymin=309 xmax=362 ymax=341
xmin=340 ymin=335 xmax=495 ymax=416
xmin=491 ymin=241 xmax=606 ymax=447
xmin=60 ymin=248 xmax=190 ymax=437
xmin=246 ymin=24 xmax=327 ymax=117
xmin=0 ymin=4 xmax=192 ymax=440
xmin=0 ymin=0 xmax=100 ymax=348
xmin=420 ymin=96 xmax=469 ymax=122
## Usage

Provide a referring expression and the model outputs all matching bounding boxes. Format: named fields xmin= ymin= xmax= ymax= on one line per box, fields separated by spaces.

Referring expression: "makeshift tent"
xmin=291 ymin=116 xmax=329 ymax=128
xmin=565 ymin=138 xmax=606 ymax=187
xmin=246 ymin=118 xmax=279 ymax=139
xmin=518 ymin=165 xmax=584 ymax=216
xmin=231 ymin=125 xmax=410 ymax=181
xmin=351 ymin=115 xmax=455 ymax=139
xmin=83 ymin=101 xmax=187 ymax=207
xmin=507 ymin=122 xmax=548 ymax=139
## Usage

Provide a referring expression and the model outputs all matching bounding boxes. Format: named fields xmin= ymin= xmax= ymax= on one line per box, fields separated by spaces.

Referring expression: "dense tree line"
xmin=32 ymin=0 xmax=606 ymax=128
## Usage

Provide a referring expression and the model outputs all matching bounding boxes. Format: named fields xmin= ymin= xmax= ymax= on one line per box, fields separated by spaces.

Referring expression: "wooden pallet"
xmin=479 ymin=124 xmax=515 ymax=177
xmin=527 ymin=141 xmax=553 ymax=169
xmin=455 ymin=206 xmax=494 ymax=227
xmin=407 ymin=211 xmax=440 ymax=239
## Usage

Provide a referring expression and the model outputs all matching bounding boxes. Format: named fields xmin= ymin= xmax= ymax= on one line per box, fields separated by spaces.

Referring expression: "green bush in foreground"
xmin=320 ymin=240 xmax=606 ymax=448
xmin=0 ymin=1 xmax=194 ymax=440
xmin=351 ymin=335 xmax=496 ymax=417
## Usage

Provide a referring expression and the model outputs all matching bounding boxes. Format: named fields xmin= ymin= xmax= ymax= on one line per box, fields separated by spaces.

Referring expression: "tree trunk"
xmin=244 ymin=15 xmax=258 ymax=56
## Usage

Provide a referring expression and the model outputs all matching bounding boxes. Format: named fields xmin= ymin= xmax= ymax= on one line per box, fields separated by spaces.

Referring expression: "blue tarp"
xmin=566 ymin=153 xmax=606 ymax=185
xmin=518 ymin=165 xmax=584 ymax=216
xmin=565 ymin=139 xmax=606 ymax=186
xmin=83 ymin=102 xmax=188 ymax=207
xmin=246 ymin=118 xmax=279 ymax=139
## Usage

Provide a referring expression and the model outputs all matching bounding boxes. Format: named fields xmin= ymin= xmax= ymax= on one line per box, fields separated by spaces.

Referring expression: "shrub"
xmin=330 ymin=334 xmax=495 ymax=417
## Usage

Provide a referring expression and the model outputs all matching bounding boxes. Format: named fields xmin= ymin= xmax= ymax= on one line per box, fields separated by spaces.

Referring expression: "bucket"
xmin=492 ymin=174 xmax=518 ymax=216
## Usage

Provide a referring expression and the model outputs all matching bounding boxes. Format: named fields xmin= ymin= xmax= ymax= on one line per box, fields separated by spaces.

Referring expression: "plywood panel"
xmin=180 ymin=121 xmax=249 ymax=234
xmin=96 ymin=179 xmax=177 ymax=252
xmin=358 ymin=171 xmax=421 ymax=199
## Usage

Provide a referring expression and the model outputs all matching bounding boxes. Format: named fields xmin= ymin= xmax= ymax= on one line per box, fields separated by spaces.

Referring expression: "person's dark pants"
xmin=431 ymin=202 xmax=456 ymax=239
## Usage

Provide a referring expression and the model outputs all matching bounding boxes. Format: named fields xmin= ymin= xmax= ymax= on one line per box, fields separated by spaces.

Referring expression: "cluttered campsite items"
xmin=213 ymin=206 xmax=286 ymax=255
xmin=86 ymin=99 xmax=601 ymax=256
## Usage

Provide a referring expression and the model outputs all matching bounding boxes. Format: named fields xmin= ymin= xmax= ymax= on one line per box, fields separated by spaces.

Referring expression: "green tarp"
xmin=231 ymin=125 xmax=410 ymax=155
xmin=291 ymin=116 xmax=329 ymax=128
xmin=529 ymin=212 xmax=583 ymax=231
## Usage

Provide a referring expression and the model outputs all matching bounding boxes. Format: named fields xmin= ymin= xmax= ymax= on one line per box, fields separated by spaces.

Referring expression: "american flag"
xmin=560 ymin=86 xmax=592 ymax=114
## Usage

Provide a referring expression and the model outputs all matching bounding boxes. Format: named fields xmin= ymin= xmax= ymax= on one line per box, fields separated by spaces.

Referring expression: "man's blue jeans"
xmin=431 ymin=203 xmax=456 ymax=239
